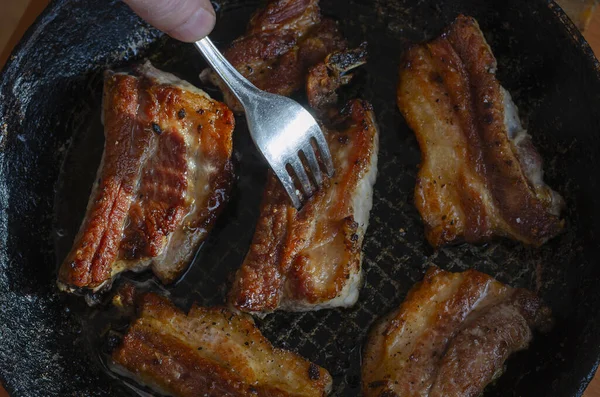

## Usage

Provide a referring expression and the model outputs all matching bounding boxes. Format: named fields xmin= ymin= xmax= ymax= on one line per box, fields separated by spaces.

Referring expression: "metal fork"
xmin=195 ymin=37 xmax=334 ymax=209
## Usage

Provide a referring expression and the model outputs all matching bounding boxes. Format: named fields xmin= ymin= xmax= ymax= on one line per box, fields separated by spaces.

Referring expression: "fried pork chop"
xmin=228 ymin=47 xmax=377 ymax=314
xmin=201 ymin=0 xmax=347 ymax=112
xmin=111 ymin=292 xmax=332 ymax=397
xmin=202 ymin=0 xmax=378 ymax=314
xmin=397 ymin=15 xmax=564 ymax=247
xmin=362 ymin=267 xmax=552 ymax=397
xmin=58 ymin=62 xmax=234 ymax=293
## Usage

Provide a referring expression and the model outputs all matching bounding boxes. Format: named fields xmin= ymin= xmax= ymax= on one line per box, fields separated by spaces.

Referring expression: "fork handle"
xmin=195 ymin=37 xmax=260 ymax=107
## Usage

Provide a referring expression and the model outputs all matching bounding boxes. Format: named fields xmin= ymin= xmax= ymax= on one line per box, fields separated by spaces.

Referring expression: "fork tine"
xmin=312 ymin=133 xmax=335 ymax=177
xmin=301 ymin=144 xmax=323 ymax=186
xmin=272 ymin=167 xmax=302 ymax=209
xmin=289 ymin=157 xmax=314 ymax=198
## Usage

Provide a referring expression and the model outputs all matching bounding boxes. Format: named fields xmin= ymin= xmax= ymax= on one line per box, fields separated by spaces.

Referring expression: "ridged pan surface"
xmin=1 ymin=0 xmax=600 ymax=395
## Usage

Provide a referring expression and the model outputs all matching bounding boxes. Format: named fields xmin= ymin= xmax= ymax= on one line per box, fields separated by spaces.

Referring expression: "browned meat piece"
xmin=111 ymin=292 xmax=332 ymax=397
xmin=362 ymin=267 xmax=552 ymax=397
xmin=397 ymin=15 xmax=564 ymax=247
xmin=201 ymin=0 xmax=346 ymax=112
xmin=229 ymin=48 xmax=378 ymax=314
xmin=306 ymin=43 xmax=367 ymax=113
xmin=57 ymin=62 xmax=235 ymax=293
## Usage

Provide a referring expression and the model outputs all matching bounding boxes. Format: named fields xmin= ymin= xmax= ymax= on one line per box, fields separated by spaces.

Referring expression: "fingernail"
xmin=169 ymin=6 xmax=216 ymax=42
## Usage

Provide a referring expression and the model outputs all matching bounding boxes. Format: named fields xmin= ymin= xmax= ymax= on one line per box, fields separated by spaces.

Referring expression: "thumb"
xmin=123 ymin=0 xmax=216 ymax=42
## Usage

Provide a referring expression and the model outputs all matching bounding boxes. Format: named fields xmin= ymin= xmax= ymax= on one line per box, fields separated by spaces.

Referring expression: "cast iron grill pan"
xmin=1 ymin=0 xmax=600 ymax=395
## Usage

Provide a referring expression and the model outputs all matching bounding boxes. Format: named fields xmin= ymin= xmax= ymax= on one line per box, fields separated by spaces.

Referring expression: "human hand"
xmin=123 ymin=0 xmax=216 ymax=42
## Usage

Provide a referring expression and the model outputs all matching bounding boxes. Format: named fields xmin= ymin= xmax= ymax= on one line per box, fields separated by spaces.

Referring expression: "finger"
xmin=123 ymin=0 xmax=216 ymax=42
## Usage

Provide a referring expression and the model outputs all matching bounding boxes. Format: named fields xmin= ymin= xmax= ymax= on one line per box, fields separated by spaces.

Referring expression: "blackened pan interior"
xmin=1 ymin=0 xmax=600 ymax=395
